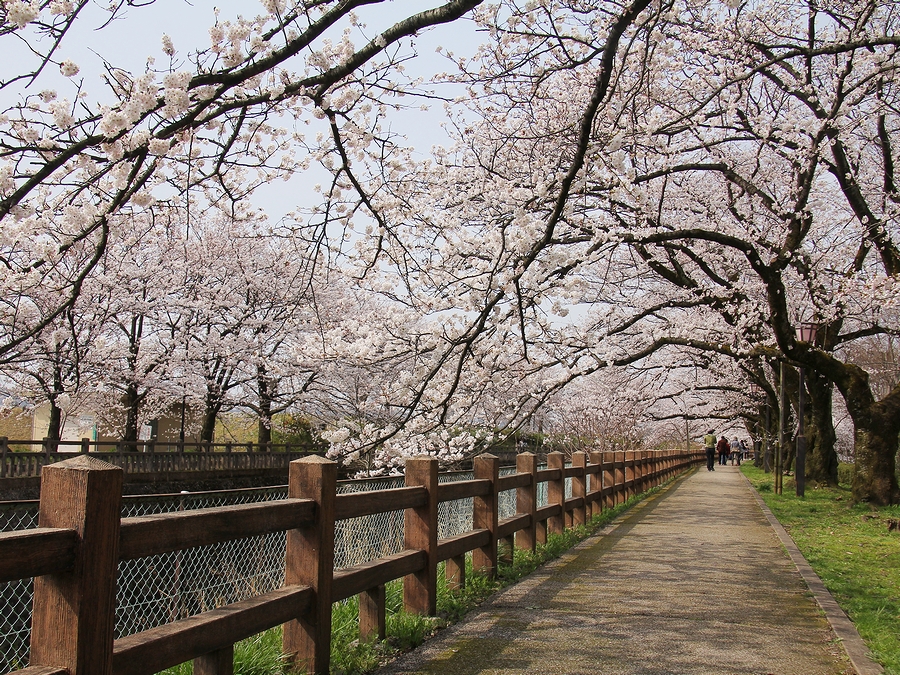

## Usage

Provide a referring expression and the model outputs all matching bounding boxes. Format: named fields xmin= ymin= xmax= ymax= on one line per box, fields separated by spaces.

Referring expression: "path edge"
xmin=742 ymin=474 xmax=884 ymax=675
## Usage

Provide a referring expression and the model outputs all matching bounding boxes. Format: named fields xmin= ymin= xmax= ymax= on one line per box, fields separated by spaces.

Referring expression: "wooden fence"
xmin=0 ymin=448 xmax=702 ymax=675
xmin=0 ymin=437 xmax=319 ymax=479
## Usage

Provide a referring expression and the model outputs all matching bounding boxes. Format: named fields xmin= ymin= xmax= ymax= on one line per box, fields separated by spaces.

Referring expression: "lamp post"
xmin=795 ymin=322 xmax=819 ymax=498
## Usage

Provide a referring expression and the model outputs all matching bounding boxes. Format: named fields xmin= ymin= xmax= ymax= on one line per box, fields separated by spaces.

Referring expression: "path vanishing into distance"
xmin=376 ymin=465 xmax=883 ymax=675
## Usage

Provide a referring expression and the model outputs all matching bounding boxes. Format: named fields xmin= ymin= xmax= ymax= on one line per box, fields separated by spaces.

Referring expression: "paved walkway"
xmin=376 ymin=465 xmax=881 ymax=675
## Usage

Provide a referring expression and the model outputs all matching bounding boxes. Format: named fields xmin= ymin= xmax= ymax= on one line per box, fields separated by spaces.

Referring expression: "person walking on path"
xmin=716 ymin=435 xmax=730 ymax=465
xmin=730 ymin=437 xmax=742 ymax=465
xmin=703 ymin=429 xmax=717 ymax=471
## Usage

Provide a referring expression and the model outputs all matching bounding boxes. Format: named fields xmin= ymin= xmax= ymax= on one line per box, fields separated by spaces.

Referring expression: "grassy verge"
xmin=741 ymin=464 xmax=900 ymax=675
xmin=158 ymin=484 xmax=660 ymax=675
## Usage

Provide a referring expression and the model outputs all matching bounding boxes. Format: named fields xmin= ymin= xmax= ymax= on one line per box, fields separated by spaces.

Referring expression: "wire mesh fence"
xmin=1 ymin=466 xmax=535 ymax=671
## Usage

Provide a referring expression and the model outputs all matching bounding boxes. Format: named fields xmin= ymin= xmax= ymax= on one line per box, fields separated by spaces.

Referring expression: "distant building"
xmin=29 ymin=401 xmax=201 ymax=448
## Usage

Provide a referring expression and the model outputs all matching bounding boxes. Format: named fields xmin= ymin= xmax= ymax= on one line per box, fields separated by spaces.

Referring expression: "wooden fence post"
xmin=572 ymin=452 xmax=587 ymax=527
xmin=30 ymin=455 xmax=123 ymax=675
xmin=284 ymin=456 xmax=336 ymax=675
xmin=625 ymin=451 xmax=636 ymax=500
xmin=589 ymin=451 xmax=602 ymax=518
xmin=194 ymin=647 xmax=234 ymax=675
xmin=359 ymin=585 xmax=386 ymax=643
xmin=445 ymin=554 xmax=465 ymax=592
xmin=547 ymin=451 xmax=565 ymax=535
xmin=472 ymin=453 xmax=499 ymax=576
xmin=601 ymin=452 xmax=614 ymax=510
xmin=635 ymin=451 xmax=644 ymax=493
xmin=615 ymin=451 xmax=626 ymax=504
xmin=515 ymin=453 xmax=538 ymax=553
xmin=403 ymin=456 xmax=438 ymax=616
xmin=0 ymin=436 xmax=7 ymax=478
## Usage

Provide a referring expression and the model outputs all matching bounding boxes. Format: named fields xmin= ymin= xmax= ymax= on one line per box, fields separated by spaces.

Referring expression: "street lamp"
xmin=795 ymin=322 xmax=819 ymax=497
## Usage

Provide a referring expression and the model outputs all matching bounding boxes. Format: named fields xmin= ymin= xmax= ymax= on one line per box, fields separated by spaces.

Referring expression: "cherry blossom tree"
xmin=615 ymin=0 xmax=900 ymax=503
xmin=80 ymin=209 xmax=191 ymax=443
xmin=313 ymin=0 xmax=899 ymax=502
xmin=0 ymin=0 xmax=487 ymax=365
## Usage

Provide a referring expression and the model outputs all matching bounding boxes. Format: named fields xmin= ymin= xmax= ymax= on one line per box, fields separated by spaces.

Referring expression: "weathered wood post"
xmin=615 ymin=450 xmax=626 ymax=504
xmin=515 ymin=453 xmax=538 ymax=553
xmin=547 ymin=451 xmax=565 ymax=535
xmin=284 ymin=456 xmax=336 ymax=675
xmin=472 ymin=453 xmax=499 ymax=576
xmin=589 ymin=451 xmax=603 ymax=518
xmin=601 ymin=452 xmax=614 ymax=510
xmin=571 ymin=452 xmax=587 ymax=527
xmin=625 ymin=450 xmax=636 ymax=500
xmin=359 ymin=585 xmax=386 ymax=643
xmin=194 ymin=647 xmax=234 ymax=675
xmin=445 ymin=554 xmax=466 ymax=592
xmin=403 ymin=456 xmax=438 ymax=616
xmin=635 ymin=451 xmax=644 ymax=493
xmin=30 ymin=455 xmax=123 ymax=675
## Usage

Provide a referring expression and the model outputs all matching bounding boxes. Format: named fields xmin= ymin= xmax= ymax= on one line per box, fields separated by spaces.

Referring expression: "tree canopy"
xmin=1 ymin=0 xmax=898 ymax=502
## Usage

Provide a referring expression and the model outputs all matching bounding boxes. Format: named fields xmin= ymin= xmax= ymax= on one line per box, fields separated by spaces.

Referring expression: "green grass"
xmin=156 ymin=486 xmax=660 ymax=675
xmin=742 ymin=464 xmax=900 ymax=675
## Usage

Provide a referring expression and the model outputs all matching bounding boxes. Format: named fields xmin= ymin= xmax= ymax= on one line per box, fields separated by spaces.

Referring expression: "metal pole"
xmin=763 ymin=403 xmax=771 ymax=473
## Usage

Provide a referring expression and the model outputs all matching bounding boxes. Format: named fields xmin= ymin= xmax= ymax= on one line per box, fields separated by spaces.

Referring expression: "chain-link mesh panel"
xmin=1 ymin=466 xmax=534 ymax=670
xmin=0 ymin=502 xmax=38 ymax=673
xmin=335 ymin=476 xmax=404 ymax=568
xmin=116 ymin=487 xmax=290 ymax=638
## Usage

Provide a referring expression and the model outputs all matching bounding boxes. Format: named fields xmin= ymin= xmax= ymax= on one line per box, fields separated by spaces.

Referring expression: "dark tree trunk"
xmin=199 ymin=404 xmax=219 ymax=444
xmin=122 ymin=383 xmax=141 ymax=447
xmin=121 ymin=314 xmax=145 ymax=448
xmin=257 ymin=366 xmax=274 ymax=447
xmin=850 ymin=405 xmax=900 ymax=505
xmin=805 ymin=371 xmax=838 ymax=485
xmin=47 ymin=402 xmax=62 ymax=444
xmin=822 ymin=358 xmax=900 ymax=505
xmin=46 ymin=364 xmax=64 ymax=444
xmin=779 ymin=364 xmax=797 ymax=474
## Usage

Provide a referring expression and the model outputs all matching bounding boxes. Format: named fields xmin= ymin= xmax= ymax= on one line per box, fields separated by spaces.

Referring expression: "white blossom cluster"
xmin=2 ymin=0 xmax=900 ymax=486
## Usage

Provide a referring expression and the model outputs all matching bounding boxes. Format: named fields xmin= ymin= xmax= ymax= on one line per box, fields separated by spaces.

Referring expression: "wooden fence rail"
xmin=0 ymin=448 xmax=703 ymax=675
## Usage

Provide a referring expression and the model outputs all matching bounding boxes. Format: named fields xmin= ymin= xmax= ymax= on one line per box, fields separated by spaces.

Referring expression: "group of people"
xmin=702 ymin=430 xmax=749 ymax=471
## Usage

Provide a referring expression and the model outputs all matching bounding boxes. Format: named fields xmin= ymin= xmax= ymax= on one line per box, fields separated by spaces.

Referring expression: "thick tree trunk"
xmin=851 ymin=410 xmax=900 ymax=505
xmin=828 ymin=362 xmax=900 ymax=505
xmin=805 ymin=372 xmax=838 ymax=485
xmin=258 ymin=419 xmax=272 ymax=447
xmin=47 ymin=402 xmax=62 ymax=444
xmin=257 ymin=366 xmax=274 ymax=447
xmin=200 ymin=408 xmax=218 ymax=443
xmin=122 ymin=315 xmax=144 ymax=448
xmin=199 ymin=387 xmax=221 ymax=444
xmin=46 ymin=365 xmax=64 ymax=444
xmin=122 ymin=383 xmax=141 ymax=447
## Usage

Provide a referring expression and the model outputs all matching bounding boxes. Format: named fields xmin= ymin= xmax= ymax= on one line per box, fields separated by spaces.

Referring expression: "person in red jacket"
xmin=716 ymin=436 xmax=730 ymax=466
